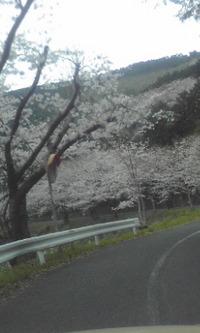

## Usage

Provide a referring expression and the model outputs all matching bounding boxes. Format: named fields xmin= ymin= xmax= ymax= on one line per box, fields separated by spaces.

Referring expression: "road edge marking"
xmin=146 ymin=230 xmax=200 ymax=325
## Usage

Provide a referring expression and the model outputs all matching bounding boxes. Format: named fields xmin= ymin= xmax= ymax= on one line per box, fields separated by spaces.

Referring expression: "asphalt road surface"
xmin=1 ymin=220 xmax=200 ymax=333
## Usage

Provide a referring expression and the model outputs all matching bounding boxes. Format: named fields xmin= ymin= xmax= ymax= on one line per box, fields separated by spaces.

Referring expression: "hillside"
xmin=7 ymin=51 xmax=200 ymax=128
xmin=10 ymin=51 xmax=200 ymax=100
xmin=115 ymin=51 xmax=200 ymax=95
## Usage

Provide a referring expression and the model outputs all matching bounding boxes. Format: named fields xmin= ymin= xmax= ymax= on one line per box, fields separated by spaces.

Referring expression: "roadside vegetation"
xmin=1 ymin=207 xmax=200 ymax=299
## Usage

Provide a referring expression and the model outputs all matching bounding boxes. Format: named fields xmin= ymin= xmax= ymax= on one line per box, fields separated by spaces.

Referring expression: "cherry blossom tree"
xmin=24 ymin=73 xmax=200 ymax=232
xmin=106 ymin=142 xmax=158 ymax=226
xmin=1 ymin=1 xmax=199 ymax=243
xmin=169 ymin=137 xmax=200 ymax=206
xmin=145 ymin=136 xmax=200 ymax=208
xmin=0 ymin=1 xmax=133 ymax=241
xmin=27 ymin=149 xmax=125 ymax=222
xmin=27 ymin=141 xmax=164 ymax=227
xmin=27 ymin=133 xmax=200 ymax=230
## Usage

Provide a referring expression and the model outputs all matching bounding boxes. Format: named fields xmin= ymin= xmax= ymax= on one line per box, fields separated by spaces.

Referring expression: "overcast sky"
xmin=1 ymin=0 xmax=200 ymax=88
xmin=45 ymin=0 xmax=200 ymax=69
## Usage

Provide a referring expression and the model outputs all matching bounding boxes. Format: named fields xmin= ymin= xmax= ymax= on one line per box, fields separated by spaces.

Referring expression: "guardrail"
xmin=0 ymin=218 xmax=140 ymax=266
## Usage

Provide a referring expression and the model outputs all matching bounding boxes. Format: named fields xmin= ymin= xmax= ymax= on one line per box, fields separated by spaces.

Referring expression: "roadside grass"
xmin=146 ymin=207 xmax=200 ymax=233
xmin=1 ymin=207 xmax=200 ymax=299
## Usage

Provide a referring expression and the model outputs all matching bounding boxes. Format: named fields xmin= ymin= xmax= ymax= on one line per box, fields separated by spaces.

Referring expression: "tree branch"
xmin=9 ymin=45 xmax=49 ymax=142
xmin=16 ymin=63 xmax=80 ymax=181
xmin=5 ymin=46 xmax=48 ymax=191
xmin=0 ymin=0 xmax=35 ymax=74
xmin=49 ymin=123 xmax=70 ymax=153
xmin=58 ymin=123 xmax=102 ymax=156
xmin=18 ymin=123 xmax=102 ymax=197
xmin=17 ymin=167 xmax=46 ymax=201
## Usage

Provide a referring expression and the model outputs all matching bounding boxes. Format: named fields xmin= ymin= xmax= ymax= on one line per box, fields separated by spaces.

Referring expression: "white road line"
xmin=146 ymin=230 xmax=200 ymax=325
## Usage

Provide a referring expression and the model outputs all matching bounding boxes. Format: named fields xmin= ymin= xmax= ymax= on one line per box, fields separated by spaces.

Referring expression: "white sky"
xmin=43 ymin=0 xmax=200 ymax=69
xmin=1 ymin=0 xmax=200 ymax=88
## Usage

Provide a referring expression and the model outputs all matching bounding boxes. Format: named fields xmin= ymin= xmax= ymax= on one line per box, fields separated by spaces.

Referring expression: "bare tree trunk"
xmin=90 ymin=207 xmax=98 ymax=223
xmin=138 ymin=196 xmax=147 ymax=227
xmin=63 ymin=211 xmax=70 ymax=226
xmin=0 ymin=215 xmax=12 ymax=240
xmin=137 ymin=197 xmax=143 ymax=225
xmin=150 ymin=196 xmax=156 ymax=211
xmin=9 ymin=196 xmax=30 ymax=241
xmin=140 ymin=196 xmax=147 ymax=226
xmin=180 ymin=194 xmax=185 ymax=207
xmin=187 ymin=189 xmax=193 ymax=208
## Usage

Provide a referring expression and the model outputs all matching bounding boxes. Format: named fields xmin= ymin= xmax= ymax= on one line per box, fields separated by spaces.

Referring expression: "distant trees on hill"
xmin=143 ymin=79 xmax=200 ymax=146
xmin=114 ymin=52 xmax=200 ymax=95
xmin=149 ymin=58 xmax=200 ymax=89
xmin=114 ymin=52 xmax=200 ymax=79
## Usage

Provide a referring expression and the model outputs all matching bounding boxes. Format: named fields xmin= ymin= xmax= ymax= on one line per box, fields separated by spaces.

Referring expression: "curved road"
xmin=1 ymin=220 xmax=200 ymax=332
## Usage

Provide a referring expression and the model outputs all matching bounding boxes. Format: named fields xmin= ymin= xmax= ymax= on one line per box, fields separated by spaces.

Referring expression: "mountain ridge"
xmin=115 ymin=51 xmax=200 ymax=95
xmin=9 ymin=50 xmax=200 ymax=98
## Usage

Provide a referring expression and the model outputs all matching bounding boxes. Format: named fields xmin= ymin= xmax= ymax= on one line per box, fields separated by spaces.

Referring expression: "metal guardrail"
xmin=0 ymin=218 xmax=140 ymax=266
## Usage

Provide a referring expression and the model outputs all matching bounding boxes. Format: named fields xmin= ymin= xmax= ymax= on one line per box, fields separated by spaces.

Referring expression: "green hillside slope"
xmin=8 ymin=51 xmax=200 ymax=125
xmin=116 ymin=51 xmax=200 ymax=95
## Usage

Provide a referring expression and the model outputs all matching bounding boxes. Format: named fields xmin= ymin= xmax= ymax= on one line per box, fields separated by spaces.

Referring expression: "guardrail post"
xmin=133 ymin=227 xmax=136 ymax=235
xmin=94 ymin=235 xmax=100 ymax=246
xmin=37 ymin=251 xmax=46 ymax=265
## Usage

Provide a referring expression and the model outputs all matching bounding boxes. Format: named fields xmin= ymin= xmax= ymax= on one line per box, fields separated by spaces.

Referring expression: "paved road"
xmin=1 ymin=220 xmax=200 ymax=333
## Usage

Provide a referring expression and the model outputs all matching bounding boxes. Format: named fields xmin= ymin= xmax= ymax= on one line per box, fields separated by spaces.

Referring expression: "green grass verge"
xmin=146 ymin=207 xmax=200 ymax=233
xmin=1 ymin=207 xmax=200 ymax=299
